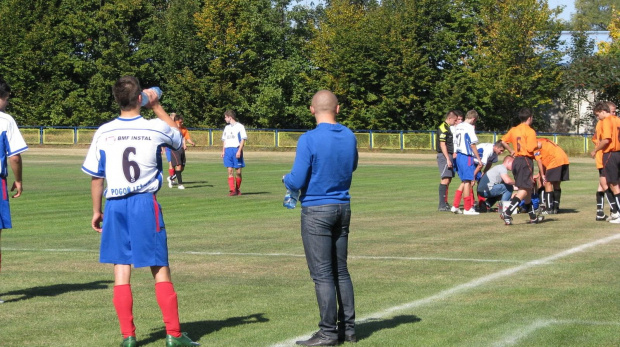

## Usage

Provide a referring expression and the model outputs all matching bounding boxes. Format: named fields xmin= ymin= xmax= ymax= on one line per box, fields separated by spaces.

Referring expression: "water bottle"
xmin=283 ymin=188 xmax=300 ymax=209
xmin=141 ymin=87 xmax=162 ymax=106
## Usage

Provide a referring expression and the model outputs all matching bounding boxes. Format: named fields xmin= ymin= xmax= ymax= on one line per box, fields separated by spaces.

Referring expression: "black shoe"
xmin=296 ymin=331 xmax=338 ymax=346
xmin=338 ymin=334 xmax=357 ymax=343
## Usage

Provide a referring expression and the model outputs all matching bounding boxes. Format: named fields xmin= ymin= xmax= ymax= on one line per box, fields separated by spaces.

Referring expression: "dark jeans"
xmin=301 ymin=203 xmax=355 ymax=339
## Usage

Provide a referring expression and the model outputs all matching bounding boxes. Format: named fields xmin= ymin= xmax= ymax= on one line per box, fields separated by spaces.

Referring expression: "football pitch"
xmin=1 ymin=148 xmax=619 ymax=346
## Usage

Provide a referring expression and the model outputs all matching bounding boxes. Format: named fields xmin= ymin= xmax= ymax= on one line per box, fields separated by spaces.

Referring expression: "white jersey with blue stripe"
xmin=0 ymin=112 xmax=28 ymax=178
xmin=475 ymin=143 xmax=498 ymax=165
xmin=82 ymin=116 xmax=182 ymax=199
xmin=222 ymin=122 xmax=247 ymax=148
xmin=453 ymin=122 xmax=478 ymax=156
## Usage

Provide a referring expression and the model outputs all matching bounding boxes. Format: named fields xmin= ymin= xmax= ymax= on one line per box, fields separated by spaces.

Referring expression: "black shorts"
xmin=545 ymin=164 xmax=569 ymax=182
xmin=512 ymin=156 xmax=534 ymax=190
xmin=170 ymin=148 xmax=186 ymax=167
xmin=599 ymin=168 xmax=605 ymax=178
xmin=603 ymin=151 xmax=620 ymax=184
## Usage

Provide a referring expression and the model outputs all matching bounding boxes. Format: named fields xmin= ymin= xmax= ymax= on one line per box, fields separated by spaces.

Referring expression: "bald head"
xmin=311 ymin=90 xmax=339 ymax=119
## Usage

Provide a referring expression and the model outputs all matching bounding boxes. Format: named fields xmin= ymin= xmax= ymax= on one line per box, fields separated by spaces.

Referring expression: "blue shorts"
xmin=223 ymin=147 xmax=245 ymax=168
xmin=0 ymin=177 xmax=12 ymax=229
xmin=455 ymin=153 xmax=475 ymax=181
xmin=100 ymin=193 xmax=169 ymax=268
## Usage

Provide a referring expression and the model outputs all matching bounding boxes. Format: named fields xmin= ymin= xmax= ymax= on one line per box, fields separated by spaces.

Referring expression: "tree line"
xmin=0 ymin=0 xmax=618 ymax=132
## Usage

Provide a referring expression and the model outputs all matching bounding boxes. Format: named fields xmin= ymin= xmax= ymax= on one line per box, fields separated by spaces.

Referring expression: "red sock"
xmin=113 ymin=284 xmax=136 ymax=338
xmin=228 ymin=177 xmax=235 ymax=192
xmin=453 ymin=190 xmax=462 ymax=208
xmin=168 ymin=168 xmax=175 ymax=177
xmin=155 ymin=282 xmax=181 ymax=338
xmin=464 ymin=194 xmax=472 ymax=210
xmin=236 ymin=177 xmax=242 ymax=190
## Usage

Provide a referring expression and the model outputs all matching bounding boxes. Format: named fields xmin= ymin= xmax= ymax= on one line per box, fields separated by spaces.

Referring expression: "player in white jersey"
xmin=221 ymin=109 xmax=247 ymax=196
xmin=82 ymin=76 xmax=198 ymax=347
xmin=0 ymin=78 xmax=28 ymax=304
xmin=450 ymin=110 xmax=483 ymax=215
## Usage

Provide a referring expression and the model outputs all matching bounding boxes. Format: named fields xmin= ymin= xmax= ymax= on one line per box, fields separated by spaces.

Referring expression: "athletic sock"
xmin=439 ymin=184 xmax=448 ymax=208
xmin=606 ymin=188 xmax=616 ymax=213
xmin=175 ymin=171 xmax=183 ymax=184
xmin=505 ymin=197 xmax=521 ymax=216
xmin=464 ymin=193 xmax=472 ymax=211
xmin=228 ymin=177 xmax=235 ymax=192
xmin=168 ymin=168 xmax=175 ymax=178
xmin=155 ymin=281 xmax=181 ymax=338
xmin=554 ymin=189 xmax=562 ymax=210
xmin=453 ymin=190 xmax=463 ymax=209
xmin=236 ymin=176 xmax=242 ymax=190
xmin=546 ymin=191 xmax=554 ymax=211
xmin=597 ymin=191 xmax=605 ymax=210
xmin=113 ymin=284 xmax=136 ymax=338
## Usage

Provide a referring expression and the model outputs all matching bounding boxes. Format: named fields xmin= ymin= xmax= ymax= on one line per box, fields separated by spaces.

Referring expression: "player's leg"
xmin=175 ymin=165 xmax=184 ymax=189
xmin=227 ymin=167 xmax=236 ymax=196
xmin=113 ymin=264 xmax=136 ymax=345
xmin=0 ymin=229 xmax=2 ymax=304
xmin=437 ymin=154 xmax=453 ymax=211
xmin=235 ymin=168 xmax=242 ymax=195
xmin=451 ymin=182 xmax=464 ymax=214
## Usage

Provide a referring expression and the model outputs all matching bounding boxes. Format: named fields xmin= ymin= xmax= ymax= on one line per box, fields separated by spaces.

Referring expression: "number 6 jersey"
xmin=82 ymin=116 xmax=182 ymax=199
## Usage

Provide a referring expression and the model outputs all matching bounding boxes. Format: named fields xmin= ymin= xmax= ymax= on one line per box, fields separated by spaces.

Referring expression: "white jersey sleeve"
xmin=0 ymin=112 xmax=28 ymax=178
xmin=475 ymin=143 xmax=498 ymax=165
xmin=82 ymin=116 xmax=182 ymax=199
xmin=453 ymin=122 xmax=478 ymax=156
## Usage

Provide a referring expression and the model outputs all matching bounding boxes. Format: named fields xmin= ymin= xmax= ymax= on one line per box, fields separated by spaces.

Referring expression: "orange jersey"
xmin=535 ymin=138 xmax=569 ymax=169
xmin=593 ymin=120 xmax=604 ymax=169
xmin=599 ymin=115 xmax=620 ymax=153
xmin=180 ymin=126 xmax=191 ymax=140
xmin=501 ymin=123 xmax=537 ymax=158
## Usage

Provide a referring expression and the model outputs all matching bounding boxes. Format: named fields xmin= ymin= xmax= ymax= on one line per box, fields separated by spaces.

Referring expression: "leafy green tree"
xmin=572 ymin=0 xmax=620 ymax=31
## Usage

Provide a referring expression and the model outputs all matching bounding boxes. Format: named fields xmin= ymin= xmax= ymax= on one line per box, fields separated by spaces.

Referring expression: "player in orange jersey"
xmin=591 ymin=102 xmax=617 ymax=221
xmin=590 ymin=101 xmax=620 ymax=223
xmin=499 ymin=108 xmax=543 ymax=225
xmin=535 ymin=138 xmax=569 ymax=214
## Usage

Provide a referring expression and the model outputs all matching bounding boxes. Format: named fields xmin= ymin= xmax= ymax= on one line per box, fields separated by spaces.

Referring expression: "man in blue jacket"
xmin=284 ymin=90 xmax=358 ymax=346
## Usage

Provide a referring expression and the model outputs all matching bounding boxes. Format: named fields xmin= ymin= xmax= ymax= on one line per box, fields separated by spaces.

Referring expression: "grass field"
xmin=1 ymin=147 xmax=619 ymax=347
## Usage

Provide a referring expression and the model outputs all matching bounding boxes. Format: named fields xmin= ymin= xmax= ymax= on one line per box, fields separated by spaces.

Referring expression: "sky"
xmin=548 ymin=0 xmax=576 ymax=22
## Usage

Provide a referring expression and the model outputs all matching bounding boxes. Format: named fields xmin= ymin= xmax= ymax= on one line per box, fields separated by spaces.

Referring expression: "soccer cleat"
xmin=168 ymin=176 xmax=173 ymax=188
xmin=228 ymin=191 xmax=237 ymax=196
xmin=450 ymin=206 xmax=462 ymax=214
xmin=296 ymin=331 xmax=338 ymax=346
xmin=166 ymin=332 xmax=200 ymax=347
xmin=596 ymin=214 xmax=610 ymax=221
xmin=500 ymin=212 xmax=512 ymax=225
xmin=609 ymin=217 xmax=620 ymax=224
xmin=236 ymin=189 xmax=242 ymax=196
xmin=438 ymin=206 xmax=451 ymax=212
xmin=610 ymin=212 xmax=620 ymax=221
xmin=463 ymin=208 xmax=479 ymax=215
xmin=177 ymin=185 xmax=185 ymax=190
xmin=0 ymin=298 xmax=3 ymax=304
xmin=120 ymin=336 xmax=137 ymax=347
xmin=527 ymin=215 xmax=545 ymax=224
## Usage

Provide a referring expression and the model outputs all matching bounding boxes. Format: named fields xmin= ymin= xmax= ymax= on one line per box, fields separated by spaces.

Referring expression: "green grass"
xmin=1 ymin=148 xmax=619 ymax=346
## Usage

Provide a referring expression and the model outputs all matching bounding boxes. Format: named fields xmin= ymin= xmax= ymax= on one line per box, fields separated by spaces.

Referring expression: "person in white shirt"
xmin=450 ymin=109 xmax=483 ymax=215
xmin=221 ymin=109 xmax=247 ymax=196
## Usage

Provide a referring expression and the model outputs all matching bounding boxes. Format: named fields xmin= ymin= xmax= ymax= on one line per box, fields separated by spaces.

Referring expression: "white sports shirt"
xmin=453 ymin=122 xmax=478 ymax=156
xmin=474 ymin=143 xmax=498 ymax=165
xmin=222 ymin=122 xmax=247 ymax=148
xmin=0 ymin=112 xmax=28 ymax=178
xmin=82 ymin=116 xmax=182 ymax=199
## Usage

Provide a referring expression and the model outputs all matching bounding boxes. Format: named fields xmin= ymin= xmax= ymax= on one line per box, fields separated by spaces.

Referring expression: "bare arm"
xmin=591 ymin=139 xmax=610 ymax=158
xmin=501 ymin=141 xmax=514 ymax=156
xmin=236 ymin=139 xmax=246 ymax=159
xmin=91 ymin=177 xmax=104 ymax=233
xmin=9 ymin=154 xmax=23 ymax=198
xmin=143 ymin=89 xmax=177 ymax=130
xmin=500 ymin=173 xmax=515 ymax=185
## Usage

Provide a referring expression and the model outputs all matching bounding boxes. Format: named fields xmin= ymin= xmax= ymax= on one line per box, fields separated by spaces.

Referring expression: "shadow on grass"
xmin=357 ymin=315 xmax=422 ymax=341
xmin=0 ymin=280 xmax=113 ymax=303
xmin=143 ymin=313 xmax=269 ymax=345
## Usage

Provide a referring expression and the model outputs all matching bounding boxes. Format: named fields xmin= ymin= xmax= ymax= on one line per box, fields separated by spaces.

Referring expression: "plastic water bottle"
xmin=141 ymin=87 xmax=162 ymax=106
xmin=283 ymin=189 xmax=300 ymax=209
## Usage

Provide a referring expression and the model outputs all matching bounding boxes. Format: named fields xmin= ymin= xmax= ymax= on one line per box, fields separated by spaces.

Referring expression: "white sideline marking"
xmin=270 ymin=233 xmax=620 ymax=347
xmin=492 ymin=319 xmax=620 ymax=347
xmin=3 ymin=248 xmax=521 ymax=263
